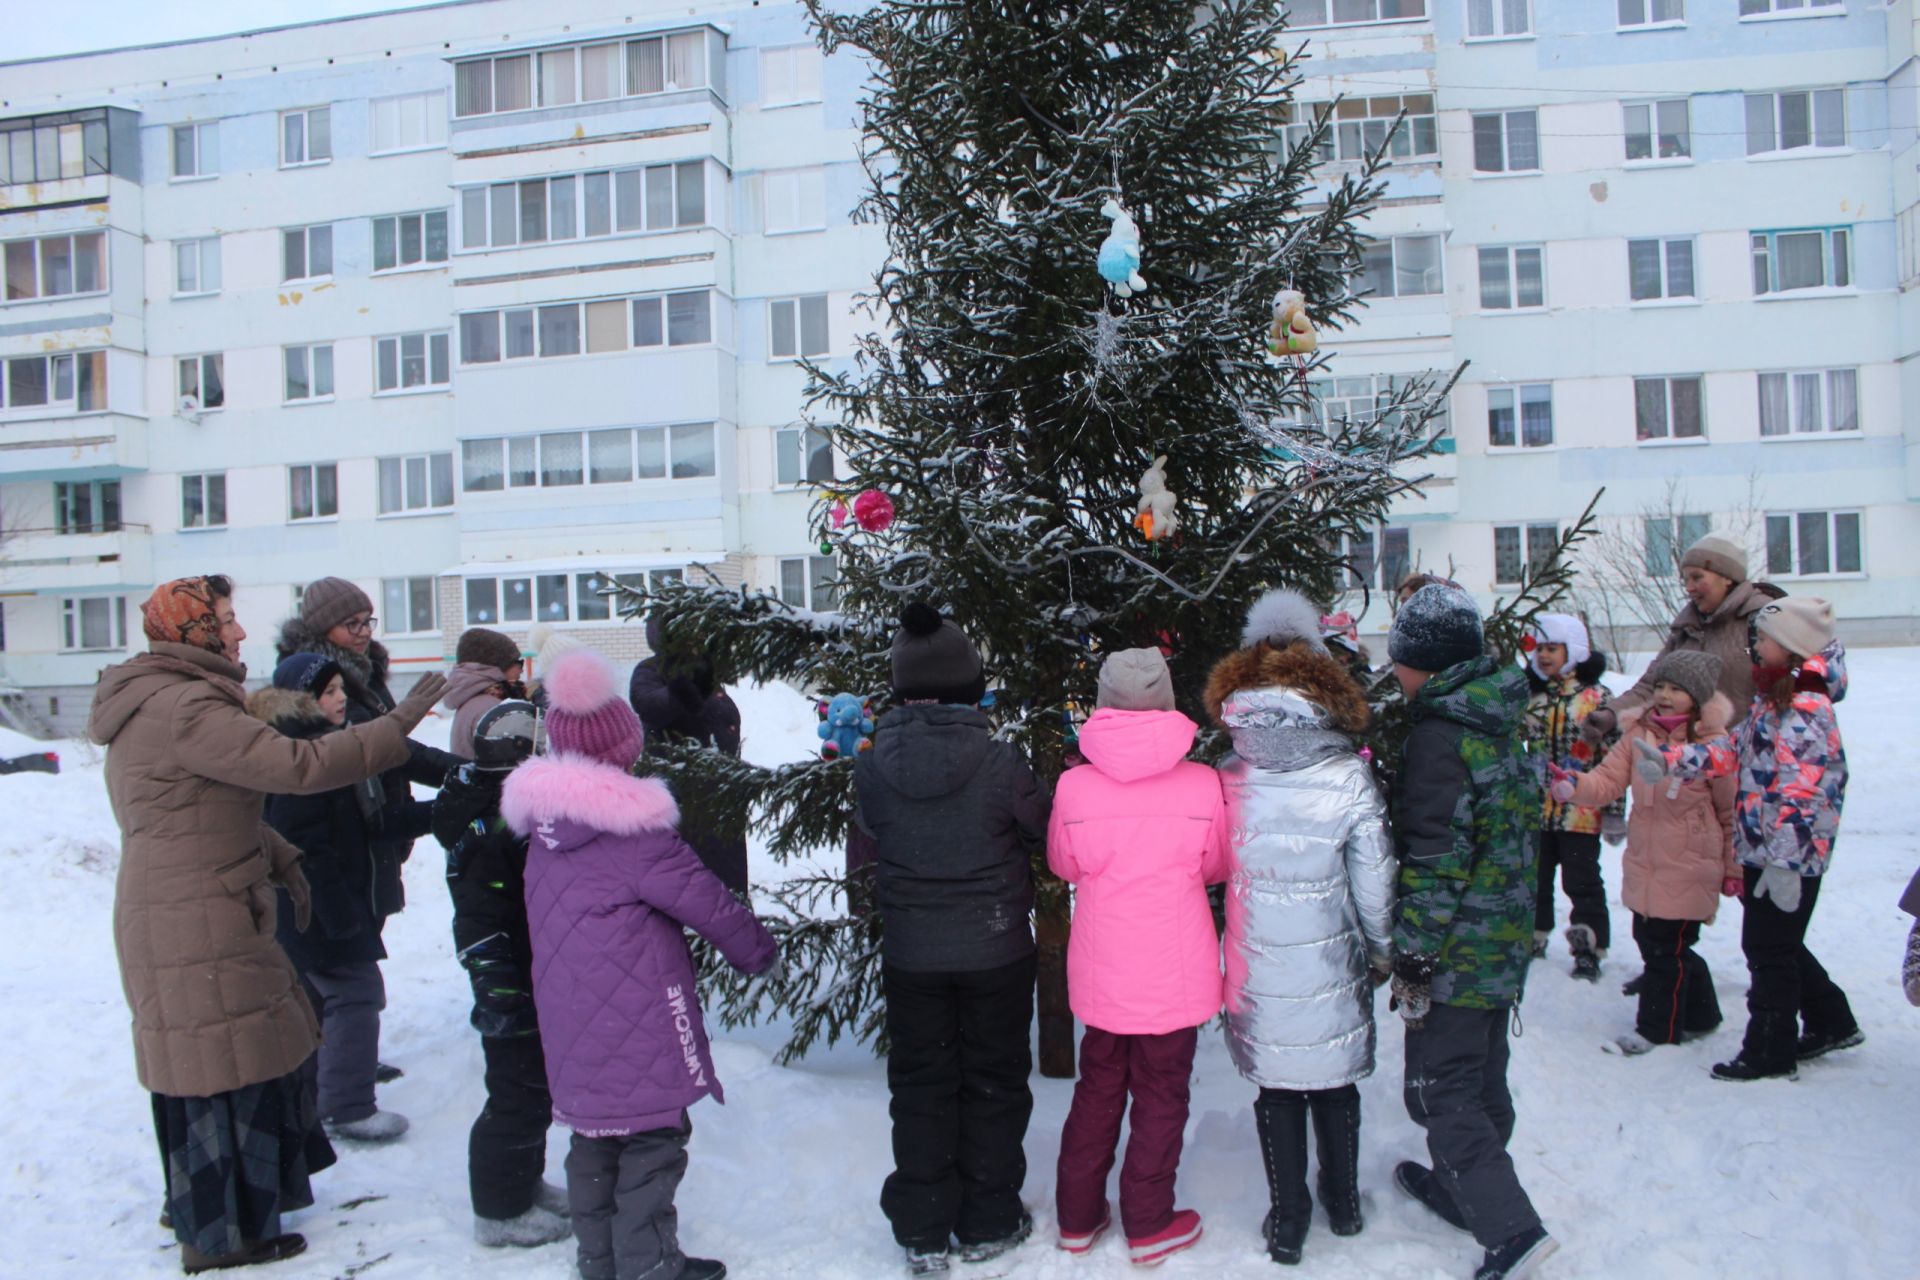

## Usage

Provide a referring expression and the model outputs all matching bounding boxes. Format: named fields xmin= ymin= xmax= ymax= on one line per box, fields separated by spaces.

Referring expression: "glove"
xmin=1722 ymin=875 xmax=1745 ymax=899
xmin=1631 ymin=739 xmax=1670 ymax=786
xmin=391 ymin=672 xmax=451 ymax=732
xmin=1580 ymin=706 xmax=1617 ymax=744
xmin=1751 ymin=864 xmax=1804 ymax=914
xmin=1545 ymin=762 xmax=1576 ymax=805
xmin=1601 ymin=812 xmax=1629 ymax=847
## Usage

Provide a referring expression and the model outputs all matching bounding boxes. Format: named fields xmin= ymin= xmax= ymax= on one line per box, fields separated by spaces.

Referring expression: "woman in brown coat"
xmin=88 ymin=576 xmax=446 ymax=1274
xmin=1612 ymin=535 xmax=1785 ymax=725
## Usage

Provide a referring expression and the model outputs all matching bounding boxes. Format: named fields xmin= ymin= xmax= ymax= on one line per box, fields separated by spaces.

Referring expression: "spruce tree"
xmin=631 ymin=0 xmax=1492 ymax=1075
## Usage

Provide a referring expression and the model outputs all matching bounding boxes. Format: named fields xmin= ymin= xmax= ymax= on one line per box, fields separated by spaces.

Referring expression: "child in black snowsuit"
xmin=432 ymin=700 xmax=570 ymax=1248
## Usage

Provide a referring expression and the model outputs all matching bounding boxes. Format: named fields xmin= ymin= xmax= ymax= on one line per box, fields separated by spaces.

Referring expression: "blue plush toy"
xmin=816 ymin=693 xmax=875 ymax=759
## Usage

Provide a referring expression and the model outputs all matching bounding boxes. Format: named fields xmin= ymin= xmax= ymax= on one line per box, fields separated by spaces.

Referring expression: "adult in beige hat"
xmin=1614 ymin=533 xmax=1785 ymax=726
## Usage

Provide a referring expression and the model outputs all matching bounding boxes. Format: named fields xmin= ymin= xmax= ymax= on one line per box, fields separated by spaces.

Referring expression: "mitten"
xmin=1903 ymin=922 xmax=1920 ymax=1008
xmin=1580 ymin=706 xmax=1617 ymax=744
xmin=1631 ymin=738 xmax=1669 ymax=786
xmin=1547 ymin=765 xmax=1576 ymax=805
xmin=1390 ymin=954 xmax=1437 ymax=1028
xmin=1721 ymin=875 xmax=1745 ymax=899
xmin=1602 ymin=812 xmax=1629 ymax=847
xmin=1752 ymin=864 xmax=1804 ymax=914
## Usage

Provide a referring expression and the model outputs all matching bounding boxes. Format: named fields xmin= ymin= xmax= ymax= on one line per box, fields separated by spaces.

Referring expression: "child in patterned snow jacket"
xmin=1520 ymin=613 xmax=1621 ymax=980
xmin=1900 ymin=869 xmax=1920 ymax=1008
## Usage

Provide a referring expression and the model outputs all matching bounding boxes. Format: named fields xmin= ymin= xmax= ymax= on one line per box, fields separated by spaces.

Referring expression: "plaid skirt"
xmin=152 ymin=1061 xmax=336 ymax=1257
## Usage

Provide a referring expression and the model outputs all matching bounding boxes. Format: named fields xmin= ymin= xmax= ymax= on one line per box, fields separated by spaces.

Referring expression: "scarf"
xmin=141 ymin=578 xmax=226 ymax=656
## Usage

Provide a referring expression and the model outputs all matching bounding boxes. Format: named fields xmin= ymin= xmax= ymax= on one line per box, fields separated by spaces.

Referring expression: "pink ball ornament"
xmin=852 ymin=489 xmax=896 ymax=533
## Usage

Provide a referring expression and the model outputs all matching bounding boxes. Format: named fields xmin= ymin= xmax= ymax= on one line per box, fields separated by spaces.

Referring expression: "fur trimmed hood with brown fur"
xmin=1205 ymin=641 xmax=1372 ymax=734
xmin=1618 ymin=691 xmax=1735 ymax=742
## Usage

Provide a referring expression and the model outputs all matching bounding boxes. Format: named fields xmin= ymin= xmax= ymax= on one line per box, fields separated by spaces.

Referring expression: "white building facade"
xmin=2 ymin=0 xmax=1917 ymax=733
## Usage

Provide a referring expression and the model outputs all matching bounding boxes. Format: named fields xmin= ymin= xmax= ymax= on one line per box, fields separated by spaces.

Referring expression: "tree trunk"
xmin=1035 ymin=884 xmax=1074 ymax=1078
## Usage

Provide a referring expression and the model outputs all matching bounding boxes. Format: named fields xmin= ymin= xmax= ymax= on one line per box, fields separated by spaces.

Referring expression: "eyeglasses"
xmin=343 ymin=616 xmax=376 ymax=636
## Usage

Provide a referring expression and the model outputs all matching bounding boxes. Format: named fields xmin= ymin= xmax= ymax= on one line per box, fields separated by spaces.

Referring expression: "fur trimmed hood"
xmin=245 ymin=686 xmax=331 ymax=736
xmin=501 ymin=754 xmax=681 ymax=843
xmin=1204 ymin=641 xmax=1371 ymax=735
xmin=1620 ymin=691 xmax=1734 ymax=742
xmin=275 ymin=615 xmax=391 ymax=706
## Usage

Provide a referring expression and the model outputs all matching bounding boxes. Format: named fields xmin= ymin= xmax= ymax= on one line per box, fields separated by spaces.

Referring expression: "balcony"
xmin=0 ymin=412 xmax=146 ymax=480
xmin=0 ymin=524 xmax=151 ymax=593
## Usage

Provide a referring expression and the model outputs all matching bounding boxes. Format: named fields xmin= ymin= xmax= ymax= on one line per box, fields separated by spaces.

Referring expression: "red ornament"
xmin=1520 ymin=633 xmax=1538 ymax=652
xmin=829 ymin=501 xmax=849 ymax=529
xmin=852 ymin=489 xmax=896 ymax=533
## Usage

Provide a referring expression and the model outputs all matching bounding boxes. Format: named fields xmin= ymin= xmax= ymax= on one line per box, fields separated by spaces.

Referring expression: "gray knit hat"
xmin=1754 ymin=597 xmax=1835 ymax=660
xmin=300 ymin=576 xmax=374 ymax=633
xmin=1680 ymin=534 xmax=1747 ymax=585
xmin=891 ymin=602 xmax=985 ymax=702
xmin=1388 ymin=583 xmax=1484 ymax=674
xmin=1096 ymin=647 xmax=1176 ymax=712
xmin=1648 ymin=649 xmax=1723 ymax=712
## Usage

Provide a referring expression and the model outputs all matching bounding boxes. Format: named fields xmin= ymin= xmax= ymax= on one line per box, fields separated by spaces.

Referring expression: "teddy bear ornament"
xmin=1267 ymin=289 xmax=1317 ymax=357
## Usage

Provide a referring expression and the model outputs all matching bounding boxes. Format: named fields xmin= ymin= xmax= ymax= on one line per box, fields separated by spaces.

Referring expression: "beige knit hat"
xmin=1754 ymin=598 xmax=1835 ymax=660
xmin=526 ymin=621 xmax=586 ymax=676
xmin=1680 ymin=534 xmax=1747 ymax=585
xmin=1095 ymin=648 xmax=1176 ymax=712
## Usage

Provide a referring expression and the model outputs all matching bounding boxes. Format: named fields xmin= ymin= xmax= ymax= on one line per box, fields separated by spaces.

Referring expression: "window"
xmin=1284 ymin=0 xmax=1426 ymax=24
xmin=1381 ymin=527 xmax=1412 ymax=591
xmin=1628 ymin=237 xmax=1694 ymax=301
xmin=178 ymin=354 xmax=225 ymax=410
xmin=171 ymin=122 xmax=218 ymax=178
xmin=180 ymin=473 xmax=227 ymax=529
xmin=453 ymin=32 xmax=708 ymax=117
xmin=1746 ymin=90 xmax=1845 ymax=156
xmin=1467 ymin=0 xmax=1531 ymax=39
xmin=54 ymin=480 xmax=120 ymax=533
xmin=1 ymin=352 xmax=106 ymax=415
xmin=1281 ymin=94 xmax=1438 ymax=163
xmin=1624 ymin=98 xmax=1689 ymax=161
xmin=174 ymin=237 xmax=220 ymax=295
xmin=1299 ymin=373 xmax=1453 ymax=436
xmin=460 ymin=424 xmax=716 ymax=492
xmin=1494 ymin=523 xmax=1559 ymax=585
xmin=1355 ymin=234 xmax=1443 ymax=298
xmin=375 ymin=332 xmax=451 ymax=393
xmin=1335 ymin=531 xmax=1377 ymax=589
xmin=763 ymin=45 xmax=824 ymax=105
xmin=1477 ymin=246 xmax=1544 ymax=310
xmin=289 ymin=463 xmax=339 ymax=521
xmin=1740 ymin=0 xmax=1843 ymax=14
xmin=382 ymin=578 xmax=438 ymax=634
xmin=282 ymin=224 xmax=333 ymax=282
xmin=1618 ymin=0 xmax=1683 ymax=24
xmin=1634 ymin=375 xmax=1704 ymax=441
xmin=777 ymin=425 xmax=836 ymax=484
xmin=626 ymin=32 xmax=709 ymax=96
xmin=778 ymin=555 xmax=840 ymax=611
xmin=377 ymin=453 xmax=455 ymax=516
xmin=764 ymin=168 xmax=827 ymax=234
xmin=0 ymin=110 xmax=109 ymax=187
xmin=2 ymin=233 xmax=106 ymax=302
xmin=1643 ymin=514 xmax=1711 ymax=577
xmin=370 ymin=91 xmax=447 ymax=154
xmin=461 ymin=162 xmax=707 ymax=247
xmin=770 ymin=295 xmax=830 ymax=359
xmin=634 ymin=290 xmax=714 ymax=347
xmin=280 ymin=107 xmax=332 ymax=167
xmin=1487 ymin=383 xmax=1553 ymax=448
xmin=1751 ymin=228 xmax=1849 ymax=294
xmin=462 ymin=291 xmax=712 ymax=363
xmin=574 ymin=572 xmax=617 ymax=622
xmin=581 ymin=44 xmax=621 ymax=101
xmin=1766 ymin=510 xmax=1861 ymax=577
xmin=373 ymin=211 xmax=448 ymax=272
xmin=283 ymin=344 xmax=335 ymax=402
xmin=1758 ymin=368 xmax=1858 ymax=436
xmin=61 ymin=596 xmax=125 ymax=651
xmin=1472 ymin=110 xmax=1539 ymax=174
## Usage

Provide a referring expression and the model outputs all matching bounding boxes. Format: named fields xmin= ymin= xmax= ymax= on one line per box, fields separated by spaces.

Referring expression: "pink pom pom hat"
xmin=541 ymin=648 xmax=645 ymax=770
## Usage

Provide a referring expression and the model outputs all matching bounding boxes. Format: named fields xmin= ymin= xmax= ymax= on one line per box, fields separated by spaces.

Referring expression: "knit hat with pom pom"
xmin=1241 ymin=588 xmax=1329 ymax=654
xmin=542 ymin=648 xmax=645 ymax=769
xmin=890 ymin=601 xmax=985 ymax=704
xmin=527 ymin=620 xmax=585 ymax=677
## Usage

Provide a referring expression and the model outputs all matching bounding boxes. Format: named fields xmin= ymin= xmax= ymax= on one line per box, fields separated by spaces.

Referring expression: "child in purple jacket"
xmin=503 ymin=649 xmax=776 ymax=1280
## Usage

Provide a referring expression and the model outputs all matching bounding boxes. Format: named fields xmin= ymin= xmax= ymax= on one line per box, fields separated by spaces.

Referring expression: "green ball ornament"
xmin=819 ymin=539 xmax=834 ymax=556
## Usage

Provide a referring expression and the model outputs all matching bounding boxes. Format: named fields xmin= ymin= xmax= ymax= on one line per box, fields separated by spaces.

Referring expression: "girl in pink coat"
xmin=1048 ymin=648 xmax=1231 ymax=1267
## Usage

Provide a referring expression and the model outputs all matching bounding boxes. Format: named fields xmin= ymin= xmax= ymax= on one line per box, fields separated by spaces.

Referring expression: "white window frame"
xmin=370 ymin=91 xmax=447 ymax=156
xmin=1740 ymin=0 xmax=1844 ymax=18
xmin=288 ymin=462 xmax=340 ymax=523
xmin=1486 ymin=382 xmax=1554 ymax=450
xmin=377 ymin=452 xmax=456 ymax=516
xmin=382 ymin=577 xmax=441 ymax=635
xmin=452 ymin=31 xmax=710 ymax=119
xmin=1617 ymin=0 xmax=1684 ymax=28
xmin=1751 ymin=227 xmax=1850 ymax=295
xmin=769 ymin=294 xmax=830 ymax=360
xmin=1633 ymin=374 xmax=1705 ymax=443
xmin=1758 ymin=367 xmax=1859 ymax=437
xmin=177 ymin=353 xmax=225 ymax=412
xmin=173 ymin=236 xmax=220 ymax=296
xmin=762 ymin=45 xmax=824 ymax=107
xmin=281 ymin=224 xmax=334 ymax=283
xmin=1644 ymin=513 xmax=1713 ymax=578
xmin=1765 ymin=510 xmax=1862 ymax=579
xmin=776 ymin=424 xmax=837 ymax=486
xmin=0 ymin=351 xmax=106 ymax=417
xmin=171 ymin=121 xmax=218 ymax=180
xmin=283 ymin=343 xmax=335 ymax=403
xmin=280 ymin=106 xmax=332 ymax=168
xmin=1299 ymin=373 xmax=1453 ymax=437
xmin=1745 ymin=89 xmax=1846 ymax=157
xmin=2 ymin=232 xmax=108 ymax=304
xmin=763 ymin=167 xmax=827 ymax=235
xmin=1627 ymin=236 xmax=1695 ymax=304
xmin=1624 ymin=98 xmax=1690 ymax=163
xmin=459 ymin=423 xmax=718 ymax=493
xmin=180 ymin=472 xmax=227 ymax=530
xmin=61 ymin=595 xmax=126 ymax=652
xmin=375 ymin=331 xmax=452 ymax=394
xmin=776 ymin=554 xmax=840 ymax=612
xmin=459 ymin=289 xmax=715 ymax=364
xmin=54 ymin=479 xmax=121 ymax=534
xmin=1355 ymin=234 xmax=1444 ymax=299
xmin=1471 ymin=109 xmax=1540 ymax=175
xmin=1466 ymin=0 xmax=1532 ymax=41
xmin=1284 ymin=0 xmax=1428 ymax=27
xmin=1493 ymin=523 xmax=1560 ymax=586
xmin=373 ymin=210 xmax=449 ymax=273
xmin=1476 ymin=244 xmax=1545 ymax=311
xmin=459 ymin=161 xmax=708 ymax=249
xmin=1283 ymin=94 xmax=1439 ymax=164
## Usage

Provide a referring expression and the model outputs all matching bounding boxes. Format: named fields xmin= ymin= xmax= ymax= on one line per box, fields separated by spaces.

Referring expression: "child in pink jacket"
xmin=1048 ymin=648 xmax=1231 ymax=1267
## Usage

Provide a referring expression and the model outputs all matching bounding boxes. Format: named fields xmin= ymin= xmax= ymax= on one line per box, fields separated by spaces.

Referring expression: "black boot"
xmin=1254 ymin=1091 xmax=1311 ymax=1265
xmin=1307 ymin=1087 xmax=1363 ymax=1237
xmin=1714 ymin=1011 xmax=1799 ymax=1082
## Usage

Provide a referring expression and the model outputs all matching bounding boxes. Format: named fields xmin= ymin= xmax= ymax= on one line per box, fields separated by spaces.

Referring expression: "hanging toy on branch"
xmin=816 ymin=693 xmax=876 ymax=759
xmin=851 ymin=488 xmax=895 ymax=533
xmin=1133 ymin=455 xmax=1179 ymax=542
xmin=1268 ymin=289 xmax=1318 ymax=357
xmin=1097 ymin=199 xmax=1147 ymax=299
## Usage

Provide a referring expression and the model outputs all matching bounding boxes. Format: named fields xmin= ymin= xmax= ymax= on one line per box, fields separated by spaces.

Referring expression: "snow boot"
xmin=1127 ymin=1209 xmax=1202 ymax=1266
xmin=373 ymin=1061 xmax=404 ymax=1084
xmin=1711 ymin=1054 xmax=1797 ymax=1082
xmin=1796 ymin=1026 xmax=1865 ymax=1062
xmin=1605 ymin=1032 xmax=1656 ymax=1057
xmin=474 ymin=1204 xmax=571 ymax=1248
xmin=1392 ymin=1162 xmax=1470 ymax=1234
xmin=323 ymin=1109 xmax=409 ymax=1144
xmin=957 ymin=1209 xmax=1031 ymax=1263
xmin=904 ymin=1246 xmax=950 ymax=1275
xmin=1474 ymin=1225 xmax=1558 ymax=1280
xmin=1255 ymin=1091 xmax=1311 ymax=1264
xmin=1308 ymin=1088 xmax=1364 ymax=1237
xmin=680 ymin=1260 xmax=726 ymax=1280
xmin=180 ymin=1234 xmax=307 ymax=1274
xmin=1565 ymin=925 xmax=1602 ymax=982
xmin=1057 ymin=1204 xmax=1110 ymax=1254
xmin=535 ymin=1181 xmax=570 ymax=1216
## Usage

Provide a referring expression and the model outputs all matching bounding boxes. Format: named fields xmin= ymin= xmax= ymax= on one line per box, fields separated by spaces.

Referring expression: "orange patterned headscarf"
xmin=141 ymin=577 xmax=228 ymax=655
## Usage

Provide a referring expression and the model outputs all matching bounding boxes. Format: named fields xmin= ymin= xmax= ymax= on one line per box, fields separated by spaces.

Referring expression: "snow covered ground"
xmin=3 ymin=652 xmax=1916 ymax=1280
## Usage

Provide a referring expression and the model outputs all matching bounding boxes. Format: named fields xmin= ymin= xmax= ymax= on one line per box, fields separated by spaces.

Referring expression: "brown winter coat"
xmin=1614 ymin=580 xmax=1786 ymax=724
xmin=1569 ymin=695 xmax=1737 ymax=924
xmin=89 ymin=642 xmax=412 ymax=1098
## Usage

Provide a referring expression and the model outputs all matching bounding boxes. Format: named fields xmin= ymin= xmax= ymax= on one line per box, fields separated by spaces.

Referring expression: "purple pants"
xmin=1054 ymin=1024 xmax=1198 ymax=1241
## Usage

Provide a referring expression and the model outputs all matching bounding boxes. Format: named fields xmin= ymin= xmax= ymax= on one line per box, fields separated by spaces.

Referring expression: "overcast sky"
xmin=5 ymin=1 xmax=451 ymax=62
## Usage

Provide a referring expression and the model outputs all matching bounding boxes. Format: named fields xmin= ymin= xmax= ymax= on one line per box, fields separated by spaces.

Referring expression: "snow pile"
xmin=3 ymin=664 xmax=1918 ymax=1278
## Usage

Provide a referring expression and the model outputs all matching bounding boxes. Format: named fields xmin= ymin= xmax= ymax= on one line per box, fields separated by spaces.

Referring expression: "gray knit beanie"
xmin=301 ymin=576 xmax=375 ymax=633
xmin=1095 ymin=648 xmax=1176 ymax=712
xmin=1754 ymin=597 xmax=1835 ymax=660
xmin=891 ymin=602 xmax=985 ymax=702
xmin=1388 ymin=583 xmax=1485 ymax=674
xmin=1680 ymin=534 xmax=1747 ymax=585
xmin=1649 ymin=650 xmax=1722 ymax=712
